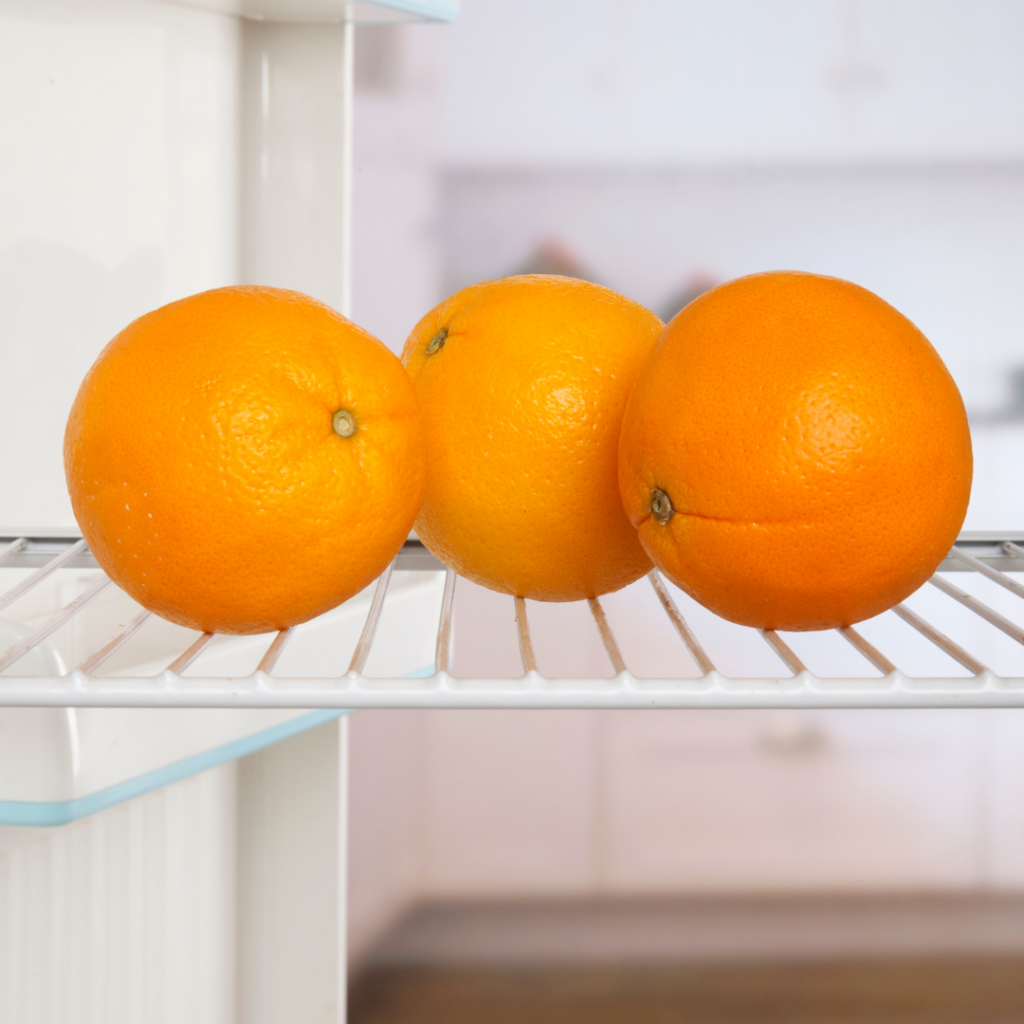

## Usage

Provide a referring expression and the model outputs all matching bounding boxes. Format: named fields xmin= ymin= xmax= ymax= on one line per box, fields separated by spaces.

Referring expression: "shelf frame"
xmin=1 ymin=532 xmax=1023 ymax=709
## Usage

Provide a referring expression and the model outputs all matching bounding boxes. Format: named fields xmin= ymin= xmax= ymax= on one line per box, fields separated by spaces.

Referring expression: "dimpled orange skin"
xmin=64 ymin=285 xmax=425 ymax=635
xmin=618 ymin=271 xmax=973 ymax=631
xmin=402 ymin=275 xmax=663 ymax=601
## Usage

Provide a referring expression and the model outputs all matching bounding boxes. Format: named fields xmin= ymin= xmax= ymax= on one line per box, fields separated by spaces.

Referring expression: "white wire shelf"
xmin=1 ymin=531 xmax=1023 ymax=709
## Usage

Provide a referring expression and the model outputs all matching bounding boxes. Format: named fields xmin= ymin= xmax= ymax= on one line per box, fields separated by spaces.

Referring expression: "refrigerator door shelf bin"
xmin=0 ymin=565 xmax=443 ymax=819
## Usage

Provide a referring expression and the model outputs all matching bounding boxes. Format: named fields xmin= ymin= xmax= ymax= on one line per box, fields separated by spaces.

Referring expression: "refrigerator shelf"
xmin=1 ymin=531 xmax=1023 ymax=710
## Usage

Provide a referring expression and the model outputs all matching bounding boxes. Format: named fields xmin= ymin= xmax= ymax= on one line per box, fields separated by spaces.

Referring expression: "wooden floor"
xmin=350 ymin=958 xmax=1024 ymax=1024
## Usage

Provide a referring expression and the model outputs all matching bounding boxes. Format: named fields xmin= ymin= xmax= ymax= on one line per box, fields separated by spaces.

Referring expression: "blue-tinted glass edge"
xmin=0 ymin=708 xmax=349 ymax=827
xmin=369 ymin=0 xmax=458 ymax=21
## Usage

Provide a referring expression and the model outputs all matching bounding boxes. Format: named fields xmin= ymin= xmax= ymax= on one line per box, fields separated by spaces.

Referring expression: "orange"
xmin=401 ymin=275 xmax=663 ymax=601
xmin=64 ymin=285 xmax=425 ymax=635
xmin=618 ymin=271 xmax=973 ymax=631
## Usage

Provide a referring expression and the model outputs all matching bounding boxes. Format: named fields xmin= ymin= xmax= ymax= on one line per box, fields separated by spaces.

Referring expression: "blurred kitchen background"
xmin=3 ymin=0 xmax=1024 ymax=1020
xmin=351 ymin=3 xmax=1024 ymax=1018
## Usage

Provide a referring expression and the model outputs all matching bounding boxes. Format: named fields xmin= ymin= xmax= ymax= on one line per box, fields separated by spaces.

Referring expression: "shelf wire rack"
xmin=0 ymin=532 xmax=1023 ymax=709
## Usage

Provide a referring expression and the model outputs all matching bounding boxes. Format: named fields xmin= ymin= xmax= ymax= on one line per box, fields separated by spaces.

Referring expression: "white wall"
xmin=439 ymin=165 xmax=1024 ymax=412
xmin=350 ymin=693 xmax=1024 ymax=906
xmin=429 ymin=0 xmax=1024 ymax=414
xmin=351 ymin=22 xmax=447 ymax=352
xmin=441 ymin=0 xmax=1024 ymax=166
xmin=347 ymin=709 xmax=425 ymax=962
xmin=437 ymin=167 xmax=1024 ymax=527
xmin=416 ymin=709 xmax=997 ymax=897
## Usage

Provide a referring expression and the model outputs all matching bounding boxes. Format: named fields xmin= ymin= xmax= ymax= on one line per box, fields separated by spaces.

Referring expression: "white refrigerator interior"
xmin=0 ymin=1 xmax=453 ymax=1021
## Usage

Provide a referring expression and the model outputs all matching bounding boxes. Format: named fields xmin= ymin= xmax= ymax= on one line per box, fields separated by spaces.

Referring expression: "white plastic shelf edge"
xmin=161 ymin=0 xmax=459 ymax=22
